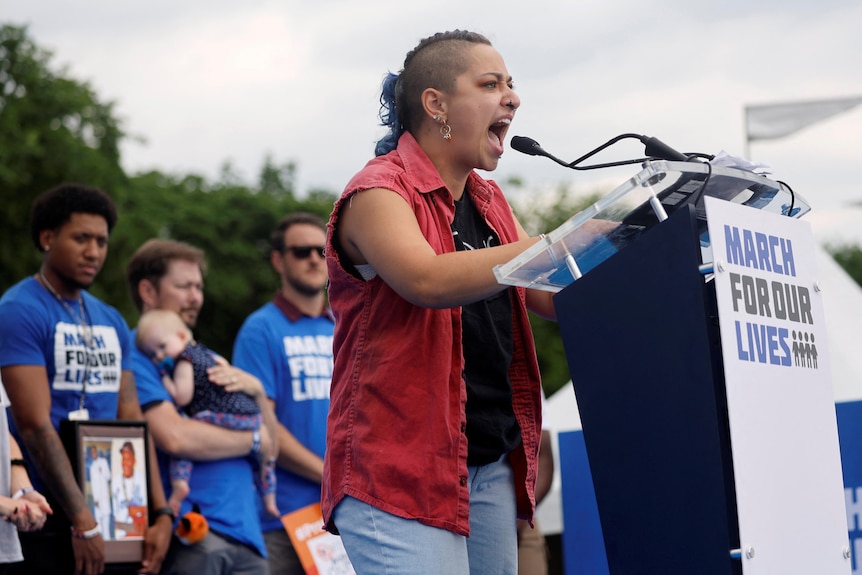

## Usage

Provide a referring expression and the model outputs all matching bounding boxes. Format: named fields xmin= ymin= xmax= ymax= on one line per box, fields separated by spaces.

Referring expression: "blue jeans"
xmin=332 ymin=454 xmax=517 ymax=575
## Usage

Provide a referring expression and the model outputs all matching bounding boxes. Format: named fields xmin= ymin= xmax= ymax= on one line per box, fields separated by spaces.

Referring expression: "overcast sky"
xmin=5 ymin=0 xmax=862 ymax=243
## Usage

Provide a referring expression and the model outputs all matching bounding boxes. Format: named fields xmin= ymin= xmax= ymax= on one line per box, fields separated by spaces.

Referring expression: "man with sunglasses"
xmin=232 ymin=213 xmax=333 ymax=575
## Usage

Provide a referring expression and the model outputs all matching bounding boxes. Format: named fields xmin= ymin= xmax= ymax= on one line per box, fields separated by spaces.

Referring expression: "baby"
xmin=136 ymin=309 xmax=278 ymax=518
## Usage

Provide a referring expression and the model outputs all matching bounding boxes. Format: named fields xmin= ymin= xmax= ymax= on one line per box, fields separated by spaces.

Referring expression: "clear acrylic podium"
xmin=495 ymin=161 xmax=822 ymax=574
xmin=494 ymin=159 xmax=809 ymax=292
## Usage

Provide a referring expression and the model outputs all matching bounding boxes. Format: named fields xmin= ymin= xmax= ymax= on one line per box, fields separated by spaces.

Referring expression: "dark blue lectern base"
xmin=553 ymin=205 xmax=741 ymax=574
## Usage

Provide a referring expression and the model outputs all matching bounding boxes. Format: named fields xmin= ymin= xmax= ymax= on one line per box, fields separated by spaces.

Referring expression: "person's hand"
xmin=207 ymin=357 xmax=265 ymax=399
xmin=15 ymin=490 xmax=52 ymax=531
xmin=2 ymin=501 xmax=27 ymax=529
xmin=139 ymin=514 xmax=172 ymax=574
xmin=263 ymin=492 xmax=281 ymax=518
xmin=71 ymin=533 xmax=105 ymax=575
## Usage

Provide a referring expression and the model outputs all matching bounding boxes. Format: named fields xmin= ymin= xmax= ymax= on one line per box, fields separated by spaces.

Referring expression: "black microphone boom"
xmin=510 ymin=136 xmax=571 ymax=168
xmin=510 ymin=133 xmax=692 ymax=171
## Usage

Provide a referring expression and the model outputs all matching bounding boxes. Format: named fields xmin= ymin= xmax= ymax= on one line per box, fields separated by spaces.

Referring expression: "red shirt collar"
xmin=272 ymin=290 xmax=334 ymax=323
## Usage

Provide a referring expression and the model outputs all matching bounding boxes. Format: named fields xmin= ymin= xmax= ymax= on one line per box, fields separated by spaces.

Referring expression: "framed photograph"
xmin=62 ymin=420 xmax=149 ymax=563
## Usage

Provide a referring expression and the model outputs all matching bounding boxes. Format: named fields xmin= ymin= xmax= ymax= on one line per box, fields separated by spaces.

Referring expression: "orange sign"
xmin=281 ymin=503 xmax=355 ymax=575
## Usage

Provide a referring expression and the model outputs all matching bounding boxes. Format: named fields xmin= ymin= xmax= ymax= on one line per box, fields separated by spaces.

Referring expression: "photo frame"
xmin=62 ymin=419 xmax=149 ymax=564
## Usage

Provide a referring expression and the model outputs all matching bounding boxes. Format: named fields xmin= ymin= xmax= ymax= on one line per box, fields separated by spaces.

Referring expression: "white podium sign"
xmin=706 ymin=196 xmax=850 ymax=573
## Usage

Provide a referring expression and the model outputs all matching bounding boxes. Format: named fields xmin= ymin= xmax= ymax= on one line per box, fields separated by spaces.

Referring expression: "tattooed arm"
xmin=1 ymin=364 xmax=105 ymax=575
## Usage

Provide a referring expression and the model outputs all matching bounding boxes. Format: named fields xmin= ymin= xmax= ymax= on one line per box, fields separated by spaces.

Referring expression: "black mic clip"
xmin=639 ymin=136 xmax=690 ymax=162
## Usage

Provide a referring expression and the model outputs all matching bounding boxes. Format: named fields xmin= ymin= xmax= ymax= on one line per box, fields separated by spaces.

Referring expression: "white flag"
xmin=745 ymin=96 xmax=862 ymax=141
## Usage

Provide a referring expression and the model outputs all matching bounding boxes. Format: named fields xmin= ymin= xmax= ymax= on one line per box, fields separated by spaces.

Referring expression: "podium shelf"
xmin=494 ymin=159 xmax=810 ymax=292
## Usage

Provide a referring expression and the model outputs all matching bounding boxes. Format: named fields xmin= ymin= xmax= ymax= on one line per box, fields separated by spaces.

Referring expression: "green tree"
xmin=258 ymin=154 xmax=295 ymax=198
xmin=118 ymin=163 xmax=336 ymax=356
xmin=0 ymin=22 xmax=338 ymax=356
xmin=826 ymin=243 xmax=862 ymax=287
xmin=0 ymin=23 xmax=127 ymax=296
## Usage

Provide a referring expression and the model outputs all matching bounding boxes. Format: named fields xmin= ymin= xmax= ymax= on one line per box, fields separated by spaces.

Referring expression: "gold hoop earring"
xmin=440 ymin=123 xmax=452 ymax=141
xmin=433 ymin=114 xmax=452 ymax=141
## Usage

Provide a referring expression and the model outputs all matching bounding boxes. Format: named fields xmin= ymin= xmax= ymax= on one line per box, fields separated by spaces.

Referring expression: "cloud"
xmin=4 ymin=0 xmax=861 ymax=212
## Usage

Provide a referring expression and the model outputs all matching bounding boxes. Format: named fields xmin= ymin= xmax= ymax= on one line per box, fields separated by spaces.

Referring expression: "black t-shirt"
xmin=451 ymin=192 xmax=520 ymax=466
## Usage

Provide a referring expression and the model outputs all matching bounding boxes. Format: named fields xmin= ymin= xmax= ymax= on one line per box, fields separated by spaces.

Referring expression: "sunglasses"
xmin=283 ymin=246 xmax=325 ymax=259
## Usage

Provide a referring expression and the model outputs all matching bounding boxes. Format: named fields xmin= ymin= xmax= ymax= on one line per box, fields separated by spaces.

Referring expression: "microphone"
xmin=510 ymin=133 xmax=691 ymax=170
xmin=510 ymin=135 xmax=544 ymax=156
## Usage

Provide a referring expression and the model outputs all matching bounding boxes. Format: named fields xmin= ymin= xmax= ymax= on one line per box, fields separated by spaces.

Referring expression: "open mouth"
xmin=488 ymin=118 xmax=511 ymax=154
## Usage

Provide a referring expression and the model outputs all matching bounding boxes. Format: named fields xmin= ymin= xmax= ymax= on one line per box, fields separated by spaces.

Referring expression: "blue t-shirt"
xmin=0 ymin=277 xmax=131 ymax=492
xmin=232 ymin=301 xmax=333 ymax=532
xmin=131 ymin=329 xmax=266 ymax=556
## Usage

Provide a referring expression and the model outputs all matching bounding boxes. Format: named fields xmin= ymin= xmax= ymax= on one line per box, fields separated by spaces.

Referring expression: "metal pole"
xmin=744 ymin=105 xmax=751 ymax=160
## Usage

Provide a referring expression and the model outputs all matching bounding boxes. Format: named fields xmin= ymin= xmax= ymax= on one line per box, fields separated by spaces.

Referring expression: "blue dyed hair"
xmin=373 ymin=30 xmax=491 ymax=157
xmin=375 ymin=71 xmax=401 ymax=157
